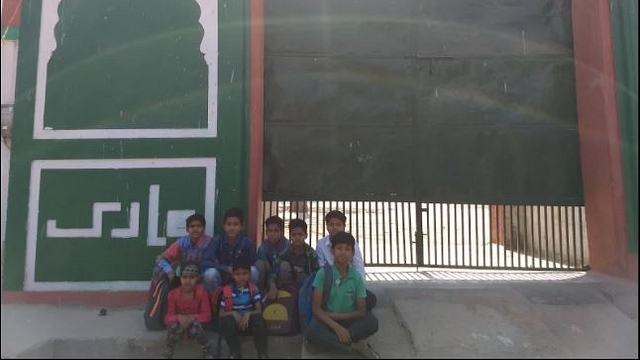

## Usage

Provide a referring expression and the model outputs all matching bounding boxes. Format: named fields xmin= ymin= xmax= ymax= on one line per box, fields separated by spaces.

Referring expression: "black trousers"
xmin=219 ymin=313 xmax=268 ymax=356
xmin=304 ymin=313 xmax=379 ymax=353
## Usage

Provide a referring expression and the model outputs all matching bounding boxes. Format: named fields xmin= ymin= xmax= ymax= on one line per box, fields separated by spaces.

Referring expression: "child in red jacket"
xmin=164 ymin=262 xmax=214 ymax=359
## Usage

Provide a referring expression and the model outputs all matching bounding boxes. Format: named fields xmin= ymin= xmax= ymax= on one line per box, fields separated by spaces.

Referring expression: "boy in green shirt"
xmin=304 ymin=231 xmax=380 ymax=358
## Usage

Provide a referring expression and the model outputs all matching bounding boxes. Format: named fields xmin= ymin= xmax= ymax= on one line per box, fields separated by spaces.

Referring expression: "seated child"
xmin=280 ymin=218 xmax=319 ymax=288
xmin=154 ymin=213 xmax=215 ymax=289
xmin=304 ymin=231 xmax=380 ymax=359
xmin=201 ymin=208 xmax=259 ymax=293
xmin=164 ymin=262 xmax=215 ymax=359
xmin=255 ymin=216 xmax=292 ymax=300
xmin=316 ymin=210 xmax=377 ymax=311
xmin=218 ymin=257 xmax=269 ymax=359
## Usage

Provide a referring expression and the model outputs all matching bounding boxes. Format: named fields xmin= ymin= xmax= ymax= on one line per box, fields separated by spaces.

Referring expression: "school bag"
xmin=143 ymin=276 xmax=170 ymax=331
xmin=298 ymin=264 xmax=333 ymax=332
xmin=262 ymin=285 xmax=299 ymax=336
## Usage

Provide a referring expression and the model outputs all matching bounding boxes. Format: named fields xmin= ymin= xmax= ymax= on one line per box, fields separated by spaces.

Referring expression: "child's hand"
xmin=332 ymin=324 xmax=352 ymax=344
xmin=177 ymin=314 xmax=191 ymax=330
xmin=239 ymin=312 xmax=251 ymax=331
xmin=267 ymin=283 xmax=278 ymax=301
xmin=232 ymin=311 xmax=242 ymax=324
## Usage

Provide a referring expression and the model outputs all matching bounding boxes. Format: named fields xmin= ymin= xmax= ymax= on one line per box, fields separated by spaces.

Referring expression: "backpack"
xmin=298 ymin=264 xmax=332 ymax=332
xmin=262 ymin=285 xmax=299 ymax=336
xmin=143 ymin=276 xmax=170 ymax=331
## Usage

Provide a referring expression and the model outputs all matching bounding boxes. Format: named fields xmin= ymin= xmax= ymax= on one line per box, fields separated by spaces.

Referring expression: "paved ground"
xmin=1 ymin=269 xmax=637 ymax=358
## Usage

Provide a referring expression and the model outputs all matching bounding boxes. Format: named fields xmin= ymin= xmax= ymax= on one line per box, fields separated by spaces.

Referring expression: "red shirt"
xmin=164 ymin=284 xmax=211 ymax=325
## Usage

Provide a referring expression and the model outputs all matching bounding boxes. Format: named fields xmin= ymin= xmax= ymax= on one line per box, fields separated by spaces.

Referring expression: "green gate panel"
xmin=415 ymin=57 xmax=582 ymax=205
xmin=414 ymin=0 xmax=573 ymax=56
xmin=264 ymin=0 xmax=582 ymax=205
xmin=264 ymin=125 xmax=413 ymax=201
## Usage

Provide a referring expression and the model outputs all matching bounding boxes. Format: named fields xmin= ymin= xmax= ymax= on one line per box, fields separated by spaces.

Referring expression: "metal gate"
xmin=261 ymin=201 xmax=588 ymax=270
xmin=262 ymin=0 xmax=587 ymax=271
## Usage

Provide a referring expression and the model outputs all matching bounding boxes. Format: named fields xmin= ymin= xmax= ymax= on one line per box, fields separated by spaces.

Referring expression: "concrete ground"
xmin=1 ymin=268 xmax=637 ymax=359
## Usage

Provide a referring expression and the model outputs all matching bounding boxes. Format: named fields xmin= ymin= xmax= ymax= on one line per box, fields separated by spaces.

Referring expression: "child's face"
xmin=180 ymin=273 xmax=199 ymax=292
xmin=331 ymin=243 xmax=354 ymax=265
xmin=186 ymin=220 xmax=204 ymax=240
xmin=232 ymin=267 xmax=251 ymax=287
xmin=224 ymin=216 xmax=243 ymax=239
xmin=289 ymin=227 xmax=307 ymax=246
xmin=265 ymin=224 xmax=283 ymax=243
xmin=326 ymin=218 xmax=345 ymax=238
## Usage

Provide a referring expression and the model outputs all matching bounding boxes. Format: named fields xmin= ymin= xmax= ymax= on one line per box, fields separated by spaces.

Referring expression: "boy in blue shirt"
xmin=201 ymin=208 xmax=259 ymax=293
xmin=218 ymin=258 xmax=268 ymax=359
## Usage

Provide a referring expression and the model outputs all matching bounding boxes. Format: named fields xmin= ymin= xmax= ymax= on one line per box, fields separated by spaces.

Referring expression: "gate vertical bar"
xmin=416 ymin=201 xmax=424 ymax=267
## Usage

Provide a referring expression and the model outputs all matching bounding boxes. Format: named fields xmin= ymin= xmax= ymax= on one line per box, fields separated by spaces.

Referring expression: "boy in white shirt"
xmin=316 ymin=210 xmax=377 ymax=311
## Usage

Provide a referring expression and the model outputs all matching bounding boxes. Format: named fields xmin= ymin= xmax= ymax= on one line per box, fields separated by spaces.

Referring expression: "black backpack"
xmin=143 ymin=273 xmax=180 ymax=331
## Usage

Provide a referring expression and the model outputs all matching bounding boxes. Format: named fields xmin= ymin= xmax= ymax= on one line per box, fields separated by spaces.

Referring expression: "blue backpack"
xmin=298 ymin=264 xmax=332 ymax=332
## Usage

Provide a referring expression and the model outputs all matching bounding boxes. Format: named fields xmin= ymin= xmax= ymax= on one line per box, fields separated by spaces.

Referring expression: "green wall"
xmin=3 ymin=0 xmax=250 ymax=290
xmin=611 ymin=0 xmax=639 ymax=253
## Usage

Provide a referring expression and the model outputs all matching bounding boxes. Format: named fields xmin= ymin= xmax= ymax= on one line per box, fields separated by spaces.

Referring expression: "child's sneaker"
xmin=352 ymin=340 xmax=380 ymax=359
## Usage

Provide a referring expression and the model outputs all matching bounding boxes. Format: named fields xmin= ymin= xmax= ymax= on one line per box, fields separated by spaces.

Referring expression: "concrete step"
xmin=300 ymin=306 xmax=416 ymax=359
xmin=14 ymin=334 xmax=304 ymax=359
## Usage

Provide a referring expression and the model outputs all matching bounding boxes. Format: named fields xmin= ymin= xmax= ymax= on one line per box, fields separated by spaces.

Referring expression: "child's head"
xmin=179 ymin=262 xmax=200 ymax=291
xmin=223 ymin=208 xmax=244 ymax=239
xmin=264 ymin=216 xmax=284 ymax=243
xmin=288 ymin=219 xmax=308 ymax=247
xmin=329 ymin=231 xmax=355 ymax=266
xmin=325 ymin=210 xmax=346 ymax=238
xmin=185 ymin=213 xmax=206 ymax=240
xmin=231 ymin=257 xmax=252 ymax=287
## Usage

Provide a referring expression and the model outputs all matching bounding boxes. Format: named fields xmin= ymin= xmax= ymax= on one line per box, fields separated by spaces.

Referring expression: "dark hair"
xmin=289 ymin=218 xmax=308 ymax=233
xmin=232 ymin=256 xmax=252 ymax=272
xmin=265 ymin=215 xmax=285 ymax=230
xmin=325 ymin=210 xmax=346 ymax=224
xmin=186 ymin=213 xmax=206 ymax=227
xmin=330 ymin=231 xmax=355 ymax=250
xmin=223 ymin=208 xmax=244 ymax=224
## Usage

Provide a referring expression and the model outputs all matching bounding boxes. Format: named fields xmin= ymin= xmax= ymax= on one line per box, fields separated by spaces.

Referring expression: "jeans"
xmin=219 ymin=313 xmax=268 ymax=357
xmin=304 ymin=313 xmax=378 ymax=353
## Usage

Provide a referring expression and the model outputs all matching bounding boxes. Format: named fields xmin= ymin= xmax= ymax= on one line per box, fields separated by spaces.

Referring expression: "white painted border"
xmin=33 ymin=0 xmax=218 ymax=139
xmin=25 ymin=158 xmax=216 ymax=291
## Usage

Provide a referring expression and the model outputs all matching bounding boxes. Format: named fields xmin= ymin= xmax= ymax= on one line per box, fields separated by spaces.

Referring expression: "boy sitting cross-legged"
xmin=164 ymin=262 xmax=215 ymax=359
xmin=304 ymin=231 xmax=380 ymax=359
xmin=218 ymin=257 xmax=269 ymax=359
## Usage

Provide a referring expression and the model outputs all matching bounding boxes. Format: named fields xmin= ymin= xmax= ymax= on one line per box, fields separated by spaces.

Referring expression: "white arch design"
xmin=34 ymin=0 xmax=218 ymax=139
